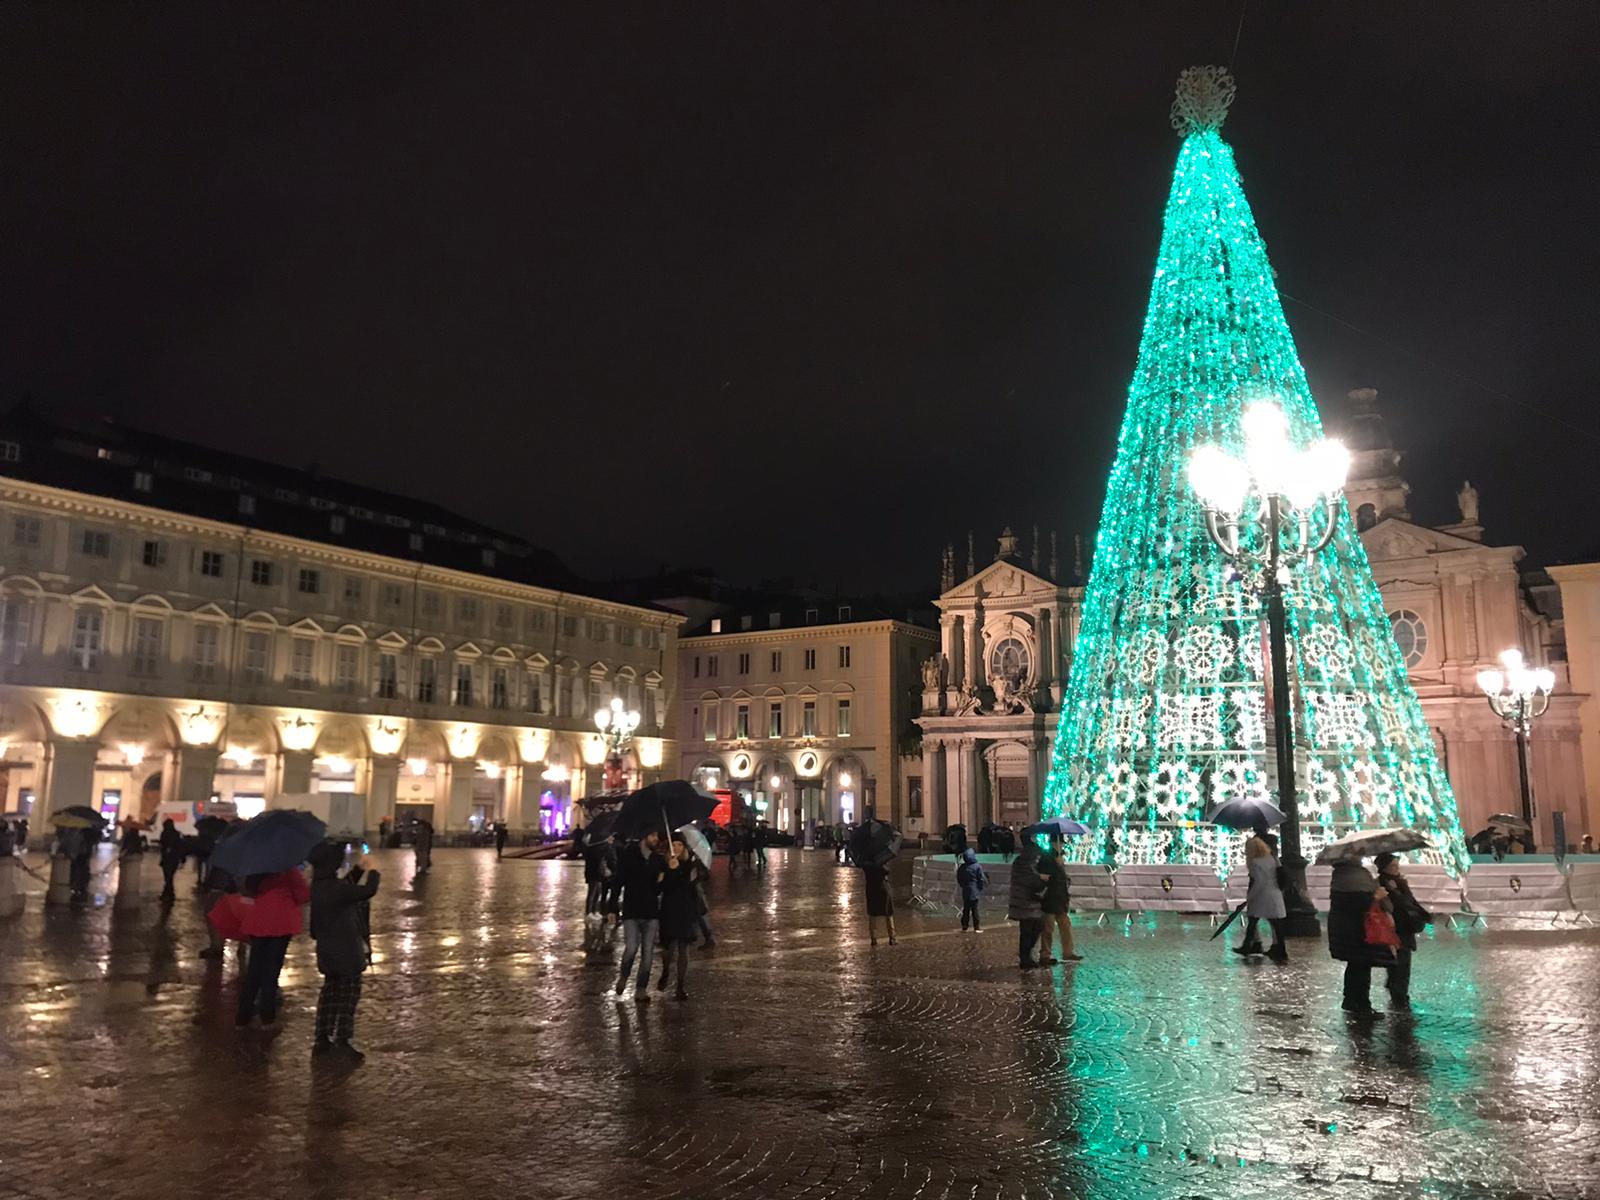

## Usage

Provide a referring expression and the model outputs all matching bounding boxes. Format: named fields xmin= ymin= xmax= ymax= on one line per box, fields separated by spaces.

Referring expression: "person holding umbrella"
xmin=1036 ymin=839 xmax=1081 ymax=963
xmin=1234 ymin=826 xmax=1288 ymax=963
xmin=615 ymin=831 xmax=674 ymax=1002
xmin=235 ymin=864 xmax=310 ymax=1029
xmin=1374 ymin=852 xmax=1432 ymax=1011
xmin=655 ymin=834 xmax=698 ymax=1000
xmin=1007 ymin=836 xmax=1048 ymax=969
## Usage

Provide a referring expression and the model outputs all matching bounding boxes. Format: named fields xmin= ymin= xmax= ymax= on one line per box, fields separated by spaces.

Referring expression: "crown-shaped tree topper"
xmin=1170 ymin=65 xmax=1236 ymax=136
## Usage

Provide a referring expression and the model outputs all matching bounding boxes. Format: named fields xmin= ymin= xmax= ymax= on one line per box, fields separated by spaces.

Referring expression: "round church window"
xmin=989 ymin=636 xmax=1031 ymax=684
xmin=1388 ymin=610 xmax=1428 ymax=669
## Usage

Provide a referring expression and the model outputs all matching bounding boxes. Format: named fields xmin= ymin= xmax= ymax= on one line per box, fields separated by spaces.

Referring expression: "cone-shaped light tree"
xmin=1041 ymin=67 xmax=1469 ymax=876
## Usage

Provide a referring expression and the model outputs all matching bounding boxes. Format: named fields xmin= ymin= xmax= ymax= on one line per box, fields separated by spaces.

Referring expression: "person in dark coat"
xmin=863 ymin=860 xmax=895 ymax=946
xmin=1326 ymin=859 xmax=1394 ymax=1015
xmin=309 ymin=842 xmax=381 ymax=1060
xmin=412 ymin=819 xmax=434 ymax=876
xmin=157 ymin=819 xmax=185 ymax=902
xmin=600 ymin=837 xmax=622 ymax=922
xmin=1036 ymin=841 xmax=1081 ymax=962
xmin=236 ymin=867 xmax=310 ymax=1028
xmin=956 ymin=847 xmax=988 ymax=932
xmin=1375 ymin=853 xmax=1431 ymax=1011
xmin=493 ymin=820 xmax=509 ymax=859
xmin=615 ymin=833 xmax=672 ymax=1002
xmin=1007 ymin=839 xmax=1047 ymax=969
xmin=690 ymin=854 xmax=715 ymax=948
xmin=583 ymin=833 xmax=611 ymax=917
xmin=655 ymin=836 xmax=698 ymax=1000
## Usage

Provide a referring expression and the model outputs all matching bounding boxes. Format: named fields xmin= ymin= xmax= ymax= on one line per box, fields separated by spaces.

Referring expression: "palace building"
xmin=0 ymin=405 xmax=682 ymax=837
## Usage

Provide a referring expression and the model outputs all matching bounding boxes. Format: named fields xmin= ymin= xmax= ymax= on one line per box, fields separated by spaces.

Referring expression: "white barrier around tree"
xmin=1066 ymin=864 xmax=1118 ymax=910
xmin=1462 ymin=861 xmax=1573 ymax=916
xmin=1112 ymin=864 xmax=1229 ymax=914
xmin=1567 ymin=861 xmax=1600 ymax=918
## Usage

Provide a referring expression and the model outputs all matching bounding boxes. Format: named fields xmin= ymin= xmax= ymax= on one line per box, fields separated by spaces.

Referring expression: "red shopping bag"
xmin=1364 ymin=900 xmax=1402 ymax=949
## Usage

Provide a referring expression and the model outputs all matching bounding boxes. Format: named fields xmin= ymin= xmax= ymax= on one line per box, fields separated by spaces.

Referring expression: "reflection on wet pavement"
xmin=2 ymin=847 xmax=1597 ymax=1199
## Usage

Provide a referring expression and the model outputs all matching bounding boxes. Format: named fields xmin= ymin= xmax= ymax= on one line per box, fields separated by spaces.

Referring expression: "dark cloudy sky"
xmin=2 ymin=3 xmax=1597 ymax=592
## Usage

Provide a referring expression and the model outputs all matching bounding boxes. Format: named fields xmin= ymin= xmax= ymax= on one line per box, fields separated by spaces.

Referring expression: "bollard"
xmin=0 ymin=856 xmax=22 ymax=918
xmin=114 ymin=853 xmax=144 ymax=911
xmin=46 ymin=855 xmax=75 ymax=906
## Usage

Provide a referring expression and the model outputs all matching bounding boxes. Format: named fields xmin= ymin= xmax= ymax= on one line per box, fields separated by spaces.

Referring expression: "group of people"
xmin=1004 ymin=838 xmax=1081 ymax=966
xmin=580 ymin=828 xmax=716 ymax=1002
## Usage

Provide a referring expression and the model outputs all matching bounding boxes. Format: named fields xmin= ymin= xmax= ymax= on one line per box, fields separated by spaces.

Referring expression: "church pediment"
xmin=1361 ymin=517 xmax=1501 ymax=561
xmin=940 ymin=558 xmax=1059 ymax=603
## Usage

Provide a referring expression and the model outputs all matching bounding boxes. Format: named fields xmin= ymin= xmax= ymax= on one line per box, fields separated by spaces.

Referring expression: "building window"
xmin=740 ymin=615 xmax=753 ymax=631
xmin=836 ymin=698 xmax=852 ymax=736
xmin=989 ymin=637 xmax=1031 ymax=686
xmin=802 ymin=700 xmax=816 ymax=737
xmin=526 ymin=609 xmax=547 ymax=635
xmin=0 ymin=440 xmax=19 ymax=462
xmin=420 ymin=591 xmax=442 ymax=619
xmin=334 ymin=643 xmax=360 ymax=692
xmin=804 ymin=648 xmax=816 ymax=671
xmin=711 ymin=619 xmax=723 ymax=633
xmin=495 ymin=603 xmax=514 ymax=630
xmin=560 ymin=615 xmax=577 ymax=638
xmin=376 ymin=652 xmax=399 ymax=699
xmin=453 ymin=661 xmax=474 ymax=706
xmin=768 ymin=702 xmax=783 ymax=738
xmin=457 ymin=596 xmax=480 ymax=626
xmin=804 ymin=608 xmax=818 ymax=625
xmin=243 ymin=631 xmax=271 ymax=684
xmin=838 ymin=605 xmax=852 ymax=621
xmin=297 ymin=568 xmax=320 ymax=595
xmin=1388 ymin=610 xmax=1429 ymax=669
xmin=0 ymin=593 xmax=34 ymax=664
xmin=771 ymin=650 xmax=782 ymax=672
xmin=769 ymin=611 xmax=781 ymax=628
xmin=703 ymin=700 xmax=719 ymax=741
xmin=707 ymin=655 xmax=719 ymax=678
xmin=526 ymin=672 xmax=544 ymax=713
xmin=133 ymin=470 xmax=154 ymax=493
xmin=409 ymin=533 xmax=424 ymax=552
xmin=192 ymin=623 xmax=221 ymax=682
xmin=131 ymin=616 xmax=163 ymax=676
xmin=199 ymin=550 xmax=224 ymax=578
xmin=288 ymin=637 xmax=316 ymax=688
xmin=12 ymin=516 xmax=41 ymax=547
xmin=330 ymin=514 xmax=347 ymax=535
xmin=554 ymin=673 xmax=571 ymax=717
xmin=693 ymin=656 xmax=700 ymax=679
xmin=838 ymin=645 xmax=852 ymax=669
xmin=908 ymin=776 xmax=924 ymax=819
xmin=80 ymin=530 xmax=111 ymax=558
xmin=738 ymin=652 xmax=750 ymax=675
xmin=587 ymin=618 xmax=609 ymax=642
xmin=492 ymin=666 xmax=510 ymax=708
xmin=381 ymin=582 xmax=404 ymax=608
xmin=618 ymin=625 xmax=635 ymax=647
xmin=274 ymin=487 xmax=297 ymax=502
xmin=249 ymin=559 xmax=273 ymax=587
xmin=70 ymin=608 xmax=105 ymax=671
xmin=141 ymin=539 xmax=167 ymax=568
xmin=183 ymin=467 xmax=213 ymax=483
xmin=343 ymin=577 xmax=363 ymax=606
xmin=735 ymin=703 xmax=750 ymax=740
xmin=416 ymin=657 xmax=437 ymax=703
xmin=481 ymin=548 xmax=495 ymax=568
xmin=238 ymin=494 xmax=255 ymax=515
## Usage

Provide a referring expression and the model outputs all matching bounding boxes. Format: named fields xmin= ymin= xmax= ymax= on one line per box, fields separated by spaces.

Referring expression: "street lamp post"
xmin=1476 ymin=648 xmax=1554 ymax=839
xmin=594 ymin=696 xmax=641 ymax=792
xmin=1189 ymin=401 xmax=1350 ymax=938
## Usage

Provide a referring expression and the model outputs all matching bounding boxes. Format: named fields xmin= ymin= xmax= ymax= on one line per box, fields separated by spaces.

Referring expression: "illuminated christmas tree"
xmin=1041 ymin=67 xmax=1469 ymax=874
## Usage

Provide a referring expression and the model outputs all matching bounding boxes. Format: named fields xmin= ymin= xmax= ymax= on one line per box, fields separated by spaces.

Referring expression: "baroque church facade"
xmin=912 ymin=389 xmax=1590 ymax=849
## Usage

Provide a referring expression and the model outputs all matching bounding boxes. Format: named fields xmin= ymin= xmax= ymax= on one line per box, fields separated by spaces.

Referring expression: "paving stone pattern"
xmin=2 ymin=848 xmax=1598 ymax=1200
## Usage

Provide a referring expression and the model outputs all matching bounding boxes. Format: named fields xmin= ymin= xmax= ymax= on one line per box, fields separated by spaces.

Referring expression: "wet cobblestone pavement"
xmin=3 ymin=848 xmax=1599 ymax=1200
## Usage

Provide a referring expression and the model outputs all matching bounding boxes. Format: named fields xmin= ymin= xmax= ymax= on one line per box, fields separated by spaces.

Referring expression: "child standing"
xmin=956 ymin=847 xmax=988 ymax=932
xmin=309 ymin=843 xmax=381 ymax=1061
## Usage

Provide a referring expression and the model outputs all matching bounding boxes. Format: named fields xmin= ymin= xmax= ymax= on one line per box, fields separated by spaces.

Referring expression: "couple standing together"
xmin=1007 ymin=839 xmax=1082 ymax=969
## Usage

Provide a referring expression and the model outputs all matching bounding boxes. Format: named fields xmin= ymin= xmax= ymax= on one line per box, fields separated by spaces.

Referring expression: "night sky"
xmin=2 ymin=4 xmax=1596 ymax=593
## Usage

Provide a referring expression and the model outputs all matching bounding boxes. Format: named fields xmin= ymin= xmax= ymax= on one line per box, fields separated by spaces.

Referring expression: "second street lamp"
xmin=1189 ymin=401 xmax=1349 ymax=938
xmin=1476 ymin=648 xmax=1554 ymax=842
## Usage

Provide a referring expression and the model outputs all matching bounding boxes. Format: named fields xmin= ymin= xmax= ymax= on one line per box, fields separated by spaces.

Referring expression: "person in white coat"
xmin=1234 ymin=827 xmax=1288 ymax=962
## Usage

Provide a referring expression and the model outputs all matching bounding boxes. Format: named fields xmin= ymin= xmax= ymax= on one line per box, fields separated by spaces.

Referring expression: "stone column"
xmin=41 ymin=739 xmax=101 ymax=816
xmin=172 ymin=746 xmax=218 ymax=810
xmin=951 ymin=616 xmax=966 ymax=690
xmin=969 ymin=612 xmax=985 ymax=689
xmin=955 ymin=738 xmax=978 ymax=830
xmin=277 ymin=750 xmax=314 ymax=797
xmin=518 ymin=766 xmax=543 ymax=834
xmin=921 ymin=737 xmax=942 ymax=832
xmin=1026 ymin=737 xmax=1042 ymax=823
xmin=444 ymin=761 xmax=475 ymax=831
xmin=368 ymin=757 xmax=400 ymax=829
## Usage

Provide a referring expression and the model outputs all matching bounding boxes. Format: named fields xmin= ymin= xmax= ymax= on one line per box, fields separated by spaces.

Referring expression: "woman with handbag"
xmin=1326 ymin=858 xmax=1397 ymax=1016
xmin=1375 ymin=852 xmax=1432 ymax=1011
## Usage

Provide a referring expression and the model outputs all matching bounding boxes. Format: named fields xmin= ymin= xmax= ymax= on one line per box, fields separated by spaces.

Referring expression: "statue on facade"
xmin=921 ymin=654 xmax=943 ymax=693
xmin=1457 ymin=480 xmax=1480 ymax=524
xmin=953 ymin=680 xmax=982 ymax=716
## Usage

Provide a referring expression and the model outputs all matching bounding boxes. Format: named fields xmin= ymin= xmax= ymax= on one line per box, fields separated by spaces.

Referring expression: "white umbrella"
xmin=1314 ymin=827 xmax=1432 ymax=866
xmin=674 ymin=823 xmax=713 ymax=869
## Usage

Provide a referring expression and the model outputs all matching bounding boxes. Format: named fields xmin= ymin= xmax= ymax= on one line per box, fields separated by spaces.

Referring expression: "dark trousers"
xmin=315 ymin=974 xmax=363 ymax=1043
xmin=960 ymin=898 xmax=982 ymax=930
xmin=1241 ymin=916 xmax=1286 ymax=952
xmin=658 ymin=939 xmax=689 ymax=992
xmin=1386 ymin=946 xmax=1413 ymax=1004
xmin=585 ymin=881 xmax=604 ymax=914
xmin=160 ymin=862 xmax=179 ymax=899
xmin=1017 ymin=917 xmax=1042 ymax=965
xmin=1341 ymin=960 xmax=1373 ymax=1011
xmin=69 ymin=855 xmax=91 ymax=898
xmin=695 ymin=912 xmax=714 ymax=944
xmin=237 ymin=935 xmax=291 ymax=1024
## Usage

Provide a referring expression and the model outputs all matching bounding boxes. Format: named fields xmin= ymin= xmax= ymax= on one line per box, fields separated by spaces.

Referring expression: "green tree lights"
xmin=1041 ymin=68 xmax=1469 ymax=875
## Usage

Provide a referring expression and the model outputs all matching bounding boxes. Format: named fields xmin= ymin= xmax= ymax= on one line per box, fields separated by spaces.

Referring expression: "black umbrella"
xmin=62 ymin=804 xmax=107 ymax=825
xmin=1204 ymin=796 xmax=1286 ymax=831
xmin=614 ymin=781 xmax=716 ymax=840
xmin=849 ymin=819 xmax=902 ymax=867
xmin=1486 ymin=813 xmax=1531 ymax=833
xmin=583 ymin=811 xmax=619 ymax=843
xmin=208 ymin=809 xmax=327 ymax=877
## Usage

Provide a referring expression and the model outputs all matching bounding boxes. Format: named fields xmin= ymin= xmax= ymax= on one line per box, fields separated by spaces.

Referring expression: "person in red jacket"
xmin=236 ymin=867 xmax=310 ymax=1029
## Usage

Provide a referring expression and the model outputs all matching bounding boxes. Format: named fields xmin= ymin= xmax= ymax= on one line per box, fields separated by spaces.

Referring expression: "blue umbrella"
xmin=208 ymin=809 xmax=327 ymax=878
xmin=1203 ymin=797 xmax=1286 ymax=831
xmin=1022 ymin=817 xmax=1090 ymax=838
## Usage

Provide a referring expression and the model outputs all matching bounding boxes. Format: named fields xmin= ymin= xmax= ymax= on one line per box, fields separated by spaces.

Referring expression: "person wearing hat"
xmin=309 ymin=842 xmax=381 ymax=1060
xmin=1374 ymin=852 xmax=1431 ymax=1011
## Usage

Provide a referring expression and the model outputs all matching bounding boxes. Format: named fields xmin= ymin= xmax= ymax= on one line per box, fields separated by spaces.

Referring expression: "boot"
xmin=1266 ymin=942 xmax=1288 ymax=963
